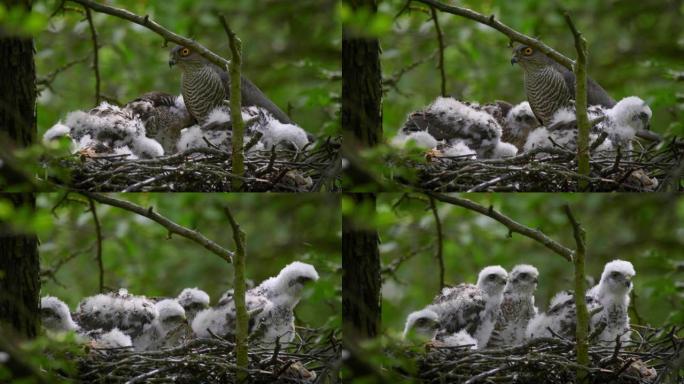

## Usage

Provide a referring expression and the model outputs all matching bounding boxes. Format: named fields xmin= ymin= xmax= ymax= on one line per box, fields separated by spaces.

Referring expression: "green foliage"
xmin=36 ymin=193 xmax=341 ymax=328
xmin=376 ymin=193 xmax=684 ymax=333
xmin=338 ymin=2 xmax=393 ymax=38
xmin=33 ymin=0 xmax=339 ymax=138
xmin=379 ymin=0 xmax=684 ymax=139
xmin=0 ymin=333 xmax=82 ymax=384
xmin=0 ymin=3 xmax=48 ymax=36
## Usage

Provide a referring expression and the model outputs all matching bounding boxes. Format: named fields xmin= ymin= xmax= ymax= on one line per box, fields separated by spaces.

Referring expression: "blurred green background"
xmin=365 ymin=0 xmax=684 ymax=140
xmin=33 ymin=193 xmax=341 ymax=329
xmin=21 ymin=0 xmax=339 ymax=138
xmin=361 ymin=193 xmax=684 ymax=335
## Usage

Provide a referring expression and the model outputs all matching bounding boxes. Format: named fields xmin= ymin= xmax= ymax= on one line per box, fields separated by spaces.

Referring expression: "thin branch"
xmin=36 ymin=56 xmax=90 ymax=94
xmin=83 ymin=5 xmax=101 ymax=105
xmin=218 ymin=15 xmax=245 ymax=191
xmin=428 ymin=196 xmax=445 ymax=289
xmin=564 ymin=12 xmax=590 ymax=191
xmin=223 ymin=206 xmax=248 ymax=383
xmin=68 ymin=0 xmax=230 ymax=69
xmin=87 ymin=197 xmax=104 ymax=293
xmin=629 ymin=290 xmax=644 ymax=325
xmin=563 ymin=204 xmax=589 ymax=383
xmin=40 ymin=243 xmax=96 ymax=287
xmin=427 ymin=193 xmax=574 ymax=261
xmin=412 ymin=0 xmax=574 ymax=70
xmin=429 ymin=7 xmax=447 ymax=96
xmin=82 ymin=193 xmax=233 ymax=263
xmin=382 ymin=50 xmax=438 ymax=91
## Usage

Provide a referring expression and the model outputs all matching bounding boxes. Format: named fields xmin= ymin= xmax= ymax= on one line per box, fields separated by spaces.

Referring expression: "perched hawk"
xmin=168 ymin=45 xmax=292 ymax=125
xmin=525 ymin=290 xmax=600 ymax=340
xmin=511 ymin=44 xmax=614 ymax=126
xmin=472 ymin=266 xmax=508 ymax=347
xmin=426 ymin=265 xmax=508 ymax=349
xmin=124 ymin=92 xmax=193 ymax=154
xmin=193 ymin=261 xmax=319 ymax=346
xmin=501 ymin=101 xmax=540 ymax=151
xmin=40 ymin=295 xmax=132 ymax=350
xmin=134 ymin=299 xmax=189 ymax=351
xmin=176 ymin=106 xmax=311 ymax=154
xmin=591 ymin=97 xmax=652 ymax=152
xmin=523 ymin=96 xmax=652 ymax=156
xmin=427 ymin=283 xmax=485 ymax=339
xmin=246 ymin=261 xmax=319 ymax=344
xmin=40 ymin=295 xmax=79 ymax=333
xmin=43 ymin=101 xmax=165 ymax=159
xmin=488 ymin=264 xmax=538 ymax=347
xmin=403 ymin=309 xmax=440 ymax=341
xmin=402 ymin=309 xmax=478 ymax=348
xmin=588 ymin=259 xmax=636 ymax=347
xmin=192 ymin=290 xmax=273 ymax=341
xmin=75 ymin=289 xmax=158 ymax=340
xmin=396 ymin=97 xmax=518 ymax=159
xmin=176 ymin=287 xmax=210 ymax=324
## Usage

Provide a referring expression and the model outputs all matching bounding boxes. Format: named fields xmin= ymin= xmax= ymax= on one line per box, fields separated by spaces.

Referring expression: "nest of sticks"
xmin=406 ymin=325 xmax=683 ymax=384
xmin=78 ymin=327 xmax=341 ymax=383
xmin=44 ymin=137 xmax=341 ymax=192
xmin=399 ymin=138 xmax=684 ymax=192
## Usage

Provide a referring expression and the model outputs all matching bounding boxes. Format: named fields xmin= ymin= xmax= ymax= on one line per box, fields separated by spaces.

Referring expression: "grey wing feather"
xmin=213 ymin=65 xmax=293 ymax=124
xmin=553 ymin=62 xmax=615 ymax=107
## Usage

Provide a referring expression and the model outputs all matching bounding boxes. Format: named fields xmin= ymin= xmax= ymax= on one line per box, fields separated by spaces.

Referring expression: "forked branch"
xmin=68 ymin=0 xmax=230 ymax=69
xmin=412 ymin=0 xmax=574 ymax=69
xmin=82 ymin=193 xmax=233 ymax=263
xmin=427 ymin=192 xmax=575 ymax=261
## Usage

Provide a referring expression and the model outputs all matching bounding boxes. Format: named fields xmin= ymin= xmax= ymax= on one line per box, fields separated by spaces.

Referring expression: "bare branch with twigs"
xmin=82 ymin=193 xmax=233 ymax=263
xmin=68 ymin=0 xmax=230 ymax=69
xmin=411 ymin=0 xmax=574 ymax=69
xmin=83 ymin=5 xmax=101 ymax=106
xmin=427 ymin=192 xmax=575 ymax=261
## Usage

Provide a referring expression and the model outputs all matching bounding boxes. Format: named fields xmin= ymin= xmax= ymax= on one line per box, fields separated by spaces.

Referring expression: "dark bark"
xmin=342 ymin=193 xmax=381 ymax=378
xmin=0 ymin=194 xmax=39 ymax=339
xmin=341 ymin=0 xmax=383 ymax=188
xmin=0 ymin=0 xmax=37 ymax=188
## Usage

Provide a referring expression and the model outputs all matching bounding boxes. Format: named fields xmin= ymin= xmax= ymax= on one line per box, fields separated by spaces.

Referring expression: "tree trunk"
xmin=342 ymin=193 xmax=381 ymax=378
xmin=0 ymin=1 xmax=39 ymax=340
xmin=0 ymin=194 xmax=39 ymax=339
xmin=0 ymin=0 xmax=37 ymax=187
xmin=341 ymin=0 xmax=382 ymax=188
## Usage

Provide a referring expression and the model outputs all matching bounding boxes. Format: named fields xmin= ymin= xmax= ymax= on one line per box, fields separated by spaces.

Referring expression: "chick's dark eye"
xmin=488 ymin=275 xmax=496 ymax=280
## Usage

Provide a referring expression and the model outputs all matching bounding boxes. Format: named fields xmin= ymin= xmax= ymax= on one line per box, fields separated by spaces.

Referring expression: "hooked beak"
xmin=168 ymin=58 xmax=176 ymax=68
xmin=511 ymin=56 xmax=518 ymax=65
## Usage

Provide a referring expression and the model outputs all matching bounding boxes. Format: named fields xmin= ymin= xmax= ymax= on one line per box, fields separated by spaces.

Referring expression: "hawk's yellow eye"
xmin=180 ymin=48 xmax=190 ymax=57
xmin=523 ymin=47 xmax=533 ymax=55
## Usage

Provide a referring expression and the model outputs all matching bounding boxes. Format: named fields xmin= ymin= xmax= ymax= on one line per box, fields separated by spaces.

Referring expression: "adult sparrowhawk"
xmin=169 ymin=45 xmax=292 ymax=125
xmin=511 ymin=45 xmax=615 ymax=126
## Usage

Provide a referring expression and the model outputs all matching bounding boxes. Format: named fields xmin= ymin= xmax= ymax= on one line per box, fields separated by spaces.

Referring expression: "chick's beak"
xmin=168 ymin=58 xmax=176 ymax=68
